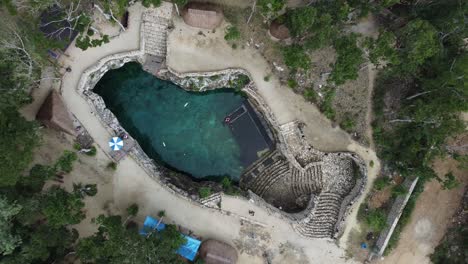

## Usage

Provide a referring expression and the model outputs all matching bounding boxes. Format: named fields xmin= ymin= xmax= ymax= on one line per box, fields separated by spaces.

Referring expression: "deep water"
xmin=94 ymin=62 xmax=246 ymax=180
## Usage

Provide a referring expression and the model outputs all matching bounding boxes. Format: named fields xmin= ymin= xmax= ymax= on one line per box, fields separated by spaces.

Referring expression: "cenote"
xmin=94 ymin=62 xmax=272 ymax=181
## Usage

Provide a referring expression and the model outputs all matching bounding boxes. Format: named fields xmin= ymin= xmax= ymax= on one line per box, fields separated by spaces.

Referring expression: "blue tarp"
xmin=140 ymin=216 xmax=201 ymax=261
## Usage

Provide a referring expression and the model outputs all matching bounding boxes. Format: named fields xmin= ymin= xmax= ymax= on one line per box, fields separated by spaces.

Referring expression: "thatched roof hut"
xmin=182 ymin=2 xmax=224 ymax=30
xmin=199 ymin=239 xmax=238 ymax=264
xmin=269 ymin=19 xmax=291 ymax=41
xmin=36 ymin=90 xmax=75 ymax=136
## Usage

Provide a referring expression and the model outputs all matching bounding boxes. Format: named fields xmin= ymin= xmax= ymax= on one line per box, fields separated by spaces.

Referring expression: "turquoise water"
xmin=94 ymin=62 xmax=246 ymax=180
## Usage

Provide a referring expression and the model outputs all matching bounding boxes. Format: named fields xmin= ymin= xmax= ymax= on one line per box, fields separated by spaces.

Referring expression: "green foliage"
xmin=321 ymin=87 xmax=336 ymax=120
xmin=54 ymin=150 xmax=78 ymax=173
xmin=224 ymin=26 xmax=241 ymax=41
xmin=76 ymin=34 xmax=111 ymax=51
xmin=340 ymin=114 xmax=356 ymax=131
xmin=73 ymin=183 xmax=98 ymax=198
xmin=430 ymin=225 xmax=468 ymax=264
xmin=287 ymin=79 xmax=297 ymax=89
xmin=330 ymin=34 xmax=364 ymax=85
xmin=373 ymin=177 xmax=390 ymax=191
xmin=41 ymin=186 xmax=85 ymax=227
xmin=198 ymin=187 xmax=212 ymax=198
xmin=0 ymin=196 xmax=22 ymax=255
xmin=172 ymin=0 xmax=188 ymax=7
xmin=303 ymin=88 xmax=318 ymax=102
xmin=391 ymin=184 xmax=407 ymax=197
xmin=304 ymin=13 xmax=337 ymax=50
xmin=221 ymin=177 xmax=232 ymax=190
xmin=107 ymin=161 xmax=118 ymax=170
xmin=0 ymin=108 xmax=39 ymax=187
xmin=364 ymin=31 xmax=399 ymax=65
xmin=141 ymin=0 xmax=162 ymax=8
xmin=257 ymin=0 xmax=285 ymax=20
xmin=77 ymin=214 xmax=185 ymax=264
xmin=127 ymin=204 xmax=139 ymax=217
xmin=281 ymin=45 xmax=310 ymax=70
xmin=287 ymin=7 xmax=317 ymax=37
xmin=365 ymin=209 xmax=387 ymax=232
xmin=369 ymin=160 xmax=374 ymax=168
xmin=85 ymin=145 xmax=97 ymax=156
xmin=158 ymin=210 xmax=166 ymax=218
xmin=441 ymin=172 xmax=459 ymax=190
xmin=19 ymin=164 xmax=55 ymax=192
xmin=264 ymin=75 xmax=271 ymax=82
xmin=397 ymin=19 xmax=439 ymax=75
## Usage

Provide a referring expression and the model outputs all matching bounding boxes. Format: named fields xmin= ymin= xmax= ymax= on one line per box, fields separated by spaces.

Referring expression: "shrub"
xmin=340 ymin=115 xmax=356 ymax=131
xmin=127 ymin=204 xmax=139 ymax=217
xmin=73 ymin=142 xmax=82 ymax=150
xmin=303 ymin=88 xmax=318 ymax=102
xmin=287 ymin=79 xmax=298 ymax=88
xmin=441 ymin=172 xmax=459 ymax=190
xmin=365 ymin=209 xmax=387 ymax=232
xmin=391 ymin=184 xmax=407 ymax=197
xmin=224 ymin=26 xmax=241 ymax=41
xmin=141 ymin=0 xmax=162 ymax=8
xmin=369 ymin=160 xmax=374 ymax=168
xmin=107 ymin=162 xmax=117 ymax=170
xmin=321 ymin=87 xmax=336 ymax=119
xmin=264 ymin=75 xmax=270 ymax=82
xmin=330 ymin=34 xmax=364 ymax=85
xmin=198 ymin=187 xmax=212 ymax=198
xmin=374 ymin=177 xmax=389 ymax=191
xmin=221 ymin=177 xmax=232 ymax=190
xmin=55 ymin=150 xmax=78 ymax=173
xmin=282 ymin=45 xmax=310 ymax=70
xmin=85 ymin=146 xmax=97 ymax=156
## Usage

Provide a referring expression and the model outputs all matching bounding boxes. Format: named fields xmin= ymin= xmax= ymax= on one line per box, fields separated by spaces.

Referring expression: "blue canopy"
xmin=140 ymin=216 xmax=201 ymax=261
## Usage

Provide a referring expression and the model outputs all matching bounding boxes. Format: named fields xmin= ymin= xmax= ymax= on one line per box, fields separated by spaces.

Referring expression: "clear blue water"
xmin=94 ymin=62 xmax=246 ymax=180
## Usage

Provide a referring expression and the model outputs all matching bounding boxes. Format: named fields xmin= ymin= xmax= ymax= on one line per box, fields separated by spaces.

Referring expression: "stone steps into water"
xmin=290 ymin=164 xmax=323 ymax=198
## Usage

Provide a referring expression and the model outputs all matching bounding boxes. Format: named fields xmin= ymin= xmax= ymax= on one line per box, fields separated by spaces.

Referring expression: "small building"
xmin=199 ymin=239 xmax=238 ymax=264
xmin=36 ymin=90 xmax=76 ymax=136
xmin=269 ymin=19 xmax=291 ymax=41
xmin=182 ymin=2 xmax=224 ymax=30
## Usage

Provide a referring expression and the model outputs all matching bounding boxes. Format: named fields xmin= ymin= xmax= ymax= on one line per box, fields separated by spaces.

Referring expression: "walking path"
xmin=56 ymin=3 xmax=379 ymax=263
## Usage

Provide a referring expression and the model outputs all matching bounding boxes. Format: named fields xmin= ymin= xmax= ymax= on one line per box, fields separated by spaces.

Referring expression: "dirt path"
xmin=378 ymin=157 xmax=467 ymax=264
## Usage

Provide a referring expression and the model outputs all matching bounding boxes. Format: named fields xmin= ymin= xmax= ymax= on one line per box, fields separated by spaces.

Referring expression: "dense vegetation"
xmin=0 ymin=1 xmax=191 ymax=262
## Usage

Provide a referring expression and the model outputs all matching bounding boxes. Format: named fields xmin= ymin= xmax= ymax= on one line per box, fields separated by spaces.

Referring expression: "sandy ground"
xmin=378 ymin=157 xmax=467 ymax=264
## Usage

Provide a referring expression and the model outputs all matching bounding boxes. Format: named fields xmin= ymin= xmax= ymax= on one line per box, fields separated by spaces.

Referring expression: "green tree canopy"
xmin=281 ymin=44 xmax=310 ymax=71
xmin=41 ymin=186 xmax=85 ymax=227
xmin=77 ymin=214 xmax=186 ymax=264
xmin=0 ymin=196 xmax=22 ymax=255
xmin=330 ymin=34 xmax=364 ymax=85
xmin=287 ymin=7 xmax=317 ymax=37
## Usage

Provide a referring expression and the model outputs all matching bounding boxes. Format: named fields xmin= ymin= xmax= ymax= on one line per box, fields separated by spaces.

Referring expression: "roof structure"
xmin=36 ymin=90 xmax=76 ymax=136
xmin=140 ymin=216 xmax=201 ymax=261
xmin=269 ymin=19 xmax=291 ymax=40
xmin=182 ymin=2 xmax=224 ymax=29
xmin=199 ymin=239 xmax=238 ymax=264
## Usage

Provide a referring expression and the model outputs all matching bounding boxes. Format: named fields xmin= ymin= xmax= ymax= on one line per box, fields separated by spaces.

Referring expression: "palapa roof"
xmin=199 ymin=239 xmax=238 ymax=264
xmin=36 ymin=90 xmax=75 ymax=136
xmin=182 ymin=2 xmax=224 ymax=30
xmin=269 ymin=19 xmax=291 ymax=40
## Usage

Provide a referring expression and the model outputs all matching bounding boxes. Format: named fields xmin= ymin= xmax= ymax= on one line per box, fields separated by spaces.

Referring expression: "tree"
xmin=287 ymin=6 xmax=317 ymax=37
xmin=257 ymin=0 xmax=285 ymax=21
xmin=329 ymin=34 xmax=364 ymax=85
xmin=0 ymin=196 xmax=22 ymax=255
xmin=77 ymin=214 xmax=185 ymax=264
xmin=304 ymin=13 xmax=337 ymax=50
xmin=364 ymin=30 xmax=399 ymax=66
xmin=0 ymin=108 xmax=39 ymax=187
xmin=41 ymin=186 xmax=85 ymax=227
xmin=281 ymin=45 xmax=310 ymax=71
xmin=397 ymin=19 xmax=439 ymax=74
xmin=54 ymin=150 xmax=78 ymax=173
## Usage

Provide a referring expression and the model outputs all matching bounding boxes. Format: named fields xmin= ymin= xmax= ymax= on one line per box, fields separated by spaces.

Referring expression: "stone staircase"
xmin=295 ymin=192 xmax=342 ymax=238
xmin=142 ymin=4 xmax=173 ymax=57
xmin=248 ymin=159 xmax=290 ymax=197
xmin=290 ymin=163 xmax=323 ymax=198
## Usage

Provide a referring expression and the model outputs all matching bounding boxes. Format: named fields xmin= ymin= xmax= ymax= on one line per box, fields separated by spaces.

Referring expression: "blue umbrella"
xmin=109 ymin=137 xmax=124 ymax=151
